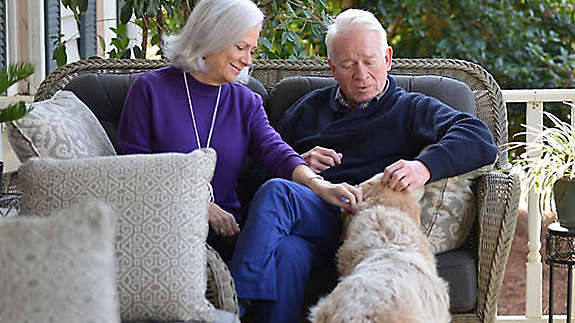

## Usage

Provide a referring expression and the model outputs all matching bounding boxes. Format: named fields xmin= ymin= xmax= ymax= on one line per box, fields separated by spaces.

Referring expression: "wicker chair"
xmin=30 ymin=58 xmax=519 ymax=323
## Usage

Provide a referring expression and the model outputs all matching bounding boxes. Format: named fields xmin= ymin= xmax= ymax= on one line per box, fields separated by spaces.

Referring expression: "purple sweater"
xmin=118 ymin=66 xmax=304 ymax=220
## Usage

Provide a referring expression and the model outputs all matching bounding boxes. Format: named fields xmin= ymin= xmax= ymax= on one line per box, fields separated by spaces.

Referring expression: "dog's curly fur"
xmin=309 ymin=174 xmax=450 ymax=323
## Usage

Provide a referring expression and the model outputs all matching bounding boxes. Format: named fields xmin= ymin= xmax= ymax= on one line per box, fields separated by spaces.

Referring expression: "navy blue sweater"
xmin=279 ymin=76 xmax=497 ymax=185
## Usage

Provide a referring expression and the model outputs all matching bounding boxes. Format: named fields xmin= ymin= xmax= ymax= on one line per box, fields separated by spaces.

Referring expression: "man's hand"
xmin=302 ymin=146 xmax=343 ymax=173
xmin=381 ymin=160 xmax=430 ymax=192
xmin=209 ymin=203 xmax=240 ymax=237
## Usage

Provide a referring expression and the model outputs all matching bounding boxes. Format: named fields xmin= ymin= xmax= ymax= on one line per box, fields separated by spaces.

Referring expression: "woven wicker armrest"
xmin=474 ymin=171 xmax=520 ymax=322
xmin=205 ymin=243 xmax=238 ymax=313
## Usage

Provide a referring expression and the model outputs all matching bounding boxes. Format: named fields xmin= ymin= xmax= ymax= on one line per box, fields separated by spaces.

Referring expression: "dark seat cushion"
xmin=265 ymin=74 xmax=476 ymax=128
xmin=63 ymin=73 xmax=139 ymax=153
xmin=436 ymin=246 xmax=478 ymax=313
xmin=63 ymin=72 xmax=268 ymax=153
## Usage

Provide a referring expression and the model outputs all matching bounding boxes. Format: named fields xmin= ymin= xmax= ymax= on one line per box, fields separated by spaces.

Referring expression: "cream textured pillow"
xmin=421 ymin=164 xmax=493 ymax=254
xmin=6 ymin=90 xmax=116 ymax=162
xmin=0 ymin=200 xmax=120 ymax=323
xmin=17 ymin=149 xmax=217 ymax=322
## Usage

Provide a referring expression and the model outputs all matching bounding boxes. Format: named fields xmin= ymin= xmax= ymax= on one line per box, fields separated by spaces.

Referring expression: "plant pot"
xmin=553 ymin=178 xmax=575 ymax=230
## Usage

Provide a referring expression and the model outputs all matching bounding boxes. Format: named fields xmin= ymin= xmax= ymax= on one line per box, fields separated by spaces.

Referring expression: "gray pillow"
xmin=17 ymin=149 xmax=217 ymax=322
xmin=421 ymin=164 xmax=493 ymax=254
xmin=6 ymin=90 xmax=116 ymax=162
xmin=0 ymin=200 xmax=120 ymax=323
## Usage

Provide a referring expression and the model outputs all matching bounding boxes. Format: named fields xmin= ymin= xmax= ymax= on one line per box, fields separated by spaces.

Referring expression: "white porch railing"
xmin=497 ymin=89 xmax=575 ymax=323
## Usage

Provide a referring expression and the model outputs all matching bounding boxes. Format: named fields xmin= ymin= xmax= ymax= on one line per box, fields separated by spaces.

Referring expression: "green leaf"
xmin=0 ymin=63 xmax=35 ymax=94
xmin=134 ymin=0 xmax=144 ymax=17
xmin=150 ymin=34 xmax=160 ymax=46
xmin=0 ymin=102 xmax=33 ymax=123
xmin=121 ymin=49 xmax=132 ymax=59
xmin=163 ymin=0 xmax=174 ymax=16
xmin=78 ymin=0 xmax=89 ymax=13
xmin=133 ymin=46 xmax=142 ymax=58
xmin=120 ymin=5 xmax=133 ymax=24
xmin=109 ymin=49 xmax=118 ymax=58
xmin=259 ymin=37 xmax=274 ymax=51
xmin=97 ymin=35 xmax=106 ymax=52
xmin=147 ymin=0 xmax=160 ymax=16
xmin=287 ymin=31 xmax=300 ymax=45
xmin=53 ymin=45 xmax=68 ymax=67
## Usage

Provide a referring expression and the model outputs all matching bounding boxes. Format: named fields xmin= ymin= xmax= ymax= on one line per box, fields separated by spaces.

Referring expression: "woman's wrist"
xmin=305 ymin=174 xmax=324 ymax=187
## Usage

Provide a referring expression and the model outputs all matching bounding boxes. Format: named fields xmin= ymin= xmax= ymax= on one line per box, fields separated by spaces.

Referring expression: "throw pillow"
xmin=0 ymin=199 xmax=120 ymax=323
xmin=421 ymin=164 xmax=493 ymax=254
xmin=17 ymin=149 xmax=217 ymax=322
xmin=6 ymin=90 xmax=116 ymax=162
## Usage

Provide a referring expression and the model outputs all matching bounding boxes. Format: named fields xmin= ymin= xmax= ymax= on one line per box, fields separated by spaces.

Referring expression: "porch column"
xmin=26 ymin=0 xmax=45 ymax=94
xmin=525 ymin=100 xmax=543 ymax=319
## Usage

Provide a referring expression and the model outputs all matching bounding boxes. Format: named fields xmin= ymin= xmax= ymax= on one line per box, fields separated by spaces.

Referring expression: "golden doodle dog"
xmin=309 ymin=173 xmax=450 ymax=323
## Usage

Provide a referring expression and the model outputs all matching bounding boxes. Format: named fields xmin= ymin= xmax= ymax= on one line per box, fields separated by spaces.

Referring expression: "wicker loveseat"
xmin=28 ymin=58 xmax=519 ymax=323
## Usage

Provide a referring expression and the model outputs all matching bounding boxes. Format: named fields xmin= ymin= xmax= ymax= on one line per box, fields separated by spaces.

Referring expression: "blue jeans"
xmin=230 ymin=178 xmax=342 ymax=323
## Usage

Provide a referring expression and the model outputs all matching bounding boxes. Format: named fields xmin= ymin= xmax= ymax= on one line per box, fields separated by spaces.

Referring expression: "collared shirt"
xmin=335 ymin=80 xmax=389 ymax=110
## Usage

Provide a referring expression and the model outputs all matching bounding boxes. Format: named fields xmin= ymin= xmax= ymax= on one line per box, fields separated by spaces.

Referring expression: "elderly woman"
xmin=118 ymin=0 xmax=360 ymax=262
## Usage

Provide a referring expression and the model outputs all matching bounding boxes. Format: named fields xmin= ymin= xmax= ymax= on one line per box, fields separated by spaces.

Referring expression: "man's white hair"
xmin=325 ymin=9 xmax=388 ymax=61
xmin=163 ymin=0 xmax=263 ymax=73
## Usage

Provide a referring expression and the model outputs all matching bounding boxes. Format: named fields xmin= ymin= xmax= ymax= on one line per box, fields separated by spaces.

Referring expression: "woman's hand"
xmin=308 ymin=178 xmax=362 ymax=212
xmin=209 ymin=203 xmax=240 ymax=237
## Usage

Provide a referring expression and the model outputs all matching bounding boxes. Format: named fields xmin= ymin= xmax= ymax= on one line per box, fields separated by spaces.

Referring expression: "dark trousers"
xmin=230 ymin=179 xmax=342 ymax=323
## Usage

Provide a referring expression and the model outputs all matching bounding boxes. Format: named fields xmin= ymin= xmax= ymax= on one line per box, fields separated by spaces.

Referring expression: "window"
xmin=78 ymin=0 xmax=97 ymax=59
xmin=44 ymin=0 xmax=61 ymax=74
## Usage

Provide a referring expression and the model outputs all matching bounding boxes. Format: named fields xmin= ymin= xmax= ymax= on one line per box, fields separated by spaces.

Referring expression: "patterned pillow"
xmin=421 ymin=164 xmax=493 ymax=254
xmin=0 ymin=200 xmax=120 ymax=323
xmin=6 ymin=90 xmax=116 ymax=162
xmin=17 ymin=149 xmax=217 ymax=322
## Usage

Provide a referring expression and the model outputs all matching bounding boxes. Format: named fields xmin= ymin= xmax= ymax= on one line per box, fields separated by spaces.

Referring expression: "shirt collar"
xmin=335 ymin=79 xmax=389 ymax=110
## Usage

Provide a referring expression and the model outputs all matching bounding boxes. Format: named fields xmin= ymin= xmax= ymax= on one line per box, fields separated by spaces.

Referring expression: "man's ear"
xmin=385 ymin=46 xmax=393 ymax=71
xmin=328 ymin=59 xmax=338 ymax=81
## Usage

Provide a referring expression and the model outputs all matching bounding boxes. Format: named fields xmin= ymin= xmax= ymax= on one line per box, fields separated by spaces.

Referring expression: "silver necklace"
xmin=183 ymin=72 xmax=221 ymax=149
xmin=183 ymin=72 xmax=221 ymax=203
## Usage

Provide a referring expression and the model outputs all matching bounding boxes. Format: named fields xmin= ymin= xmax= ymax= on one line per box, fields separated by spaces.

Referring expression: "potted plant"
xmin=0 ymin=62 xmax=35 ymax=188
xmin=510 ymin=104 xmax=575 ymax=229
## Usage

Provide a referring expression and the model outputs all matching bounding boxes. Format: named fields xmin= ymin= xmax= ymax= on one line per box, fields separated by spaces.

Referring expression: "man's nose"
xmin=354 ymin=64 xmax=369 ymax=80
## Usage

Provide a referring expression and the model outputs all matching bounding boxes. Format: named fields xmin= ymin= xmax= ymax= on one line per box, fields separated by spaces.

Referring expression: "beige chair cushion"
xmin=0 ymin=200 xmax=120 ymax=323
xmin=6 ymin=90 xmax=116 ymax=162
xmin=17 ymin=149 xmax=217 ymax=322
xmin=421 ymin=165 xmax=493 ymax=254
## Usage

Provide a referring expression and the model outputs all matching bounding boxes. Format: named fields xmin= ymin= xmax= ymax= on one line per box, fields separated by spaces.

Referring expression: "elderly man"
xmin=230 ymin=8 xmax=497 ymax=323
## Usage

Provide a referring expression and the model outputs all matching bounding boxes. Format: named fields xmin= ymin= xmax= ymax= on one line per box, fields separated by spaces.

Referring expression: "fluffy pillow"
xmin=0 ymin=200 xmax=120 ymax=323
xmin=17 ymin=149 xmax=217 ymax=322
xmin=421 ymin=164 xmax=493 ymax=254
xmin=6 ymin=90 xmax=116 ymax=162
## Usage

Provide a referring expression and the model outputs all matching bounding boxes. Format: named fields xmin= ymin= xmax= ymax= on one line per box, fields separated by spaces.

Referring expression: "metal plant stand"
xmin=546 ymin=222 xmax=575 ymax=322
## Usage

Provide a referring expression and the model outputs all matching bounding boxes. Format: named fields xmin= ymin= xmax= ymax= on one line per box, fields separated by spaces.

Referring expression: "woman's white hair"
xmin=163 ymin=0 xmax=263 ymax=73
xmin=325 ymin=9 xmax=388 ymax=61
